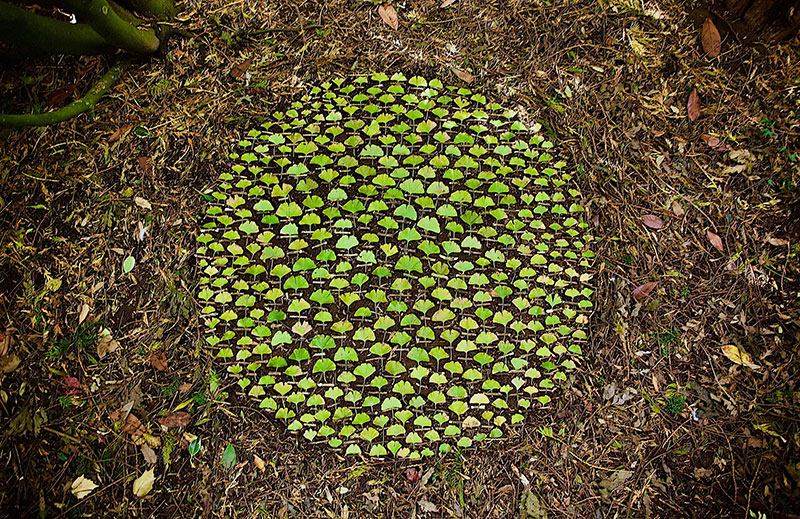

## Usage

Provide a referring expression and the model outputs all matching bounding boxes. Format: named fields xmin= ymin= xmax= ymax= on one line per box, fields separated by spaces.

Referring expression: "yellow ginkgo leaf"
xmin=133 ymin=468 xmax=155 ymax=498
xmin=71 ymin=476 xmax=98 ymax=499
xmin=721 ymin=345 xmax=760 ymax=370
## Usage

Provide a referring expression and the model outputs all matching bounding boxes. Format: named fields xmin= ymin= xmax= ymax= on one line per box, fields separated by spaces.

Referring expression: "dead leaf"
xmin=149 ymin=350 xmax=168 ymax=371
xmin=701 ymin=18 xmax=721 ymax=58
xmin=157 ymin=412 xmax=192 ymax=428
xmin=137 ymin=156 xmax=153 ymax=175
xmin=378 ymin=4 xmax=399 ymax=30
xmin=178 ymin=382 xmax=193 ymax=393
xmin=108 ymin=125 xmax=133 ymax=143
xmin=134 ymin=196 xmax=152 ymax=210
xmin=141 ymin=444 xmax=157 ymax=464
xmin=133 ymin=468 xmax=155 ymax=497
xmin=440 ymin=0 xmax=457 ymax=6
xmin=78 ymin=303 xmax=90 ymax=325
xmin=405 ymin=467 xmax=420 ymax=483
xmin=721 ymin=345 xmax=761 ymax=369
xmin=0 ymin=329 xmax=11 ymax=357
xmin=71 ymin=475 xmax=98 ymax=499
xmin=0 ymin=353 xmax=21 ymax=373
xmin=230 ymin=58 xmax=252 ymax=79
xmin=46 ymin=83 xmax=76 ymax=106
xmin=110 ymin=409 xmax=147 ymax=439
xmin=254 ymin=455 xmax=266 ymax=472
xmin=707 ymin=230 xmax=724 ymax=253
xmin=767 ymin=237 xmax=789 ymax=246
xmin=687 ymin=89 xmax=700 ymax=121
xmin=671 ymin=200 xmax=685 ymax=216
xmin=642 ymin=214 xmax=664 ymax=229
xmin=97 ymin=332 xmax=119 ymax=359
xmin=418 ymin=500 xmax=439 ymax=513
xmin=700 ymin=134 xmax=728 ymax=150
xmin=632 ymin=282 xmax=657 ymax=301
xmin=64 ymin=376 xmax=83 ymax=394
xmin=452 ymin=68 xmax=474 ymax=83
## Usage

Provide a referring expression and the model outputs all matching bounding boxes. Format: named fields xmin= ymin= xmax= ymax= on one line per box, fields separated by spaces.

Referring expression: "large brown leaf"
xmin=642 ymin=214 xmax=664 ymax=229
xmin=707 ymin=230 xmax=724 ymax=253
xmin=702 ymin=18 xmax=721 ymax=58
xmin=378 ymin=4 xmax=399 ymax=30
xmin=632 ymin=282 xmax=657 ymax=301
xmin=157 ymin=412 xmax=192 ymax=428
xmin=687 ymin=89 xmax=700 ymax=121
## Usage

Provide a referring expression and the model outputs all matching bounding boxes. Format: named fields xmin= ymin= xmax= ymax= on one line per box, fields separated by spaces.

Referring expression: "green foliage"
xmin=197 ymin=74 xmax=594 ymax=459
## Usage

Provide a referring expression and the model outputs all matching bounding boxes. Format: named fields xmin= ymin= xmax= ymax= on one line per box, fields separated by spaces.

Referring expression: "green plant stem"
xmin=0 ymin=62 xmax=126 ymax=128
xmin=0 ymin=1 xmax=111 ymax=55
xmin=63 ymin=0 xmax=160 ymax=53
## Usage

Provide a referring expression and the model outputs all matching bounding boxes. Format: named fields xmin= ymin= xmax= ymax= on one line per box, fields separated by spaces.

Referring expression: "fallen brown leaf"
xmin=157 ymin=412 xmax=192 ymax=428
xmin=632 ymin=282 xmax=657 ymax=301
xmin=440 ymin=0 xmax=457 ymax=6
xmin=687 ymin=89 xmax=700 ymax=121
xmin=230 ymin=58 xmax=252 ymax=79
xmin=141 ymin=444 xmax=157 ymax=464
xmin=137 ymin=156 xmax=153 ymax=175
xmin=642 ymin=214 xmax=664 ymax=229
xmin=0 ymin=353 xmax=20 ymax=373
xmin=178 ymin=382 xmax=193 ymax=393
xmin=0 ymin=328 xmax=13 ymax=357
xmin=111 ymin=409 xmax=147 ymax=439
xmin=706 ymin=230 xmax=724 ymax=253
xmin=701 ymin=18 xmax=721 ymax=58
xmin=97 ymin=333 xmax=119 ymax=359
xmin=452 ymin=68 xmax=474 ymax=83
xmin=46 ymin=83 xmax=76 ymax=106
xmin=108 ymin=125 xmax=133 ymax=143
xmin=700 ymin=134 xmax=728 ymax=150
xmin=767 ymin=237 xmax=789 ymax=246
xmin=378 ymin=4 xmax=399 ymax=30
xmin=671 ymin=200 xmax=685 ymax=216
xmin=149 ymin=350 xmax=168 ymax=371
xmin=405 ymin=467 xmax=420 ymax=483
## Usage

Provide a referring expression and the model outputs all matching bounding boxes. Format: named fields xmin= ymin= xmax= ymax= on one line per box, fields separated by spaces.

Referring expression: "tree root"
xmin=0 ymin=61 xmax=127 ymax=127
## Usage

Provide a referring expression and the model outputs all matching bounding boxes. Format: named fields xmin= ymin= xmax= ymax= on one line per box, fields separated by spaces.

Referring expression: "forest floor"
xmin=1 ymin=0 xmax=799 ymax=517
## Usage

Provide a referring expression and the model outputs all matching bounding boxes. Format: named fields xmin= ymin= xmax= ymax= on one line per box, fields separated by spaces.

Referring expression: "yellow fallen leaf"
xmin=721 ymin=345 xmax=760 ymax=370
xmin=254 ymin=454 xmax=266 ymax=472
xmin=133 ymin=468 xmax=155 ymax=497
xmin=71 ymin=475 xmax=98 ymax=499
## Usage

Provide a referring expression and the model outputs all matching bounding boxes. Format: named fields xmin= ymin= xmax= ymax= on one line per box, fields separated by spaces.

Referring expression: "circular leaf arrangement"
xmin=197 ymin=73 xmax=595 ymax=459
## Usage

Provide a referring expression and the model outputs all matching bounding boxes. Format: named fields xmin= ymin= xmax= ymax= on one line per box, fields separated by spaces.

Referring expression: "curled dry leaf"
xmin=405 ymin=467 xmax=420 ymax=483
xmin=134 ymin=196 xmax=152 ymax=210
xmin=706 ymin=230 xmax=724 ymax=253
xmin=702 ymin=18 xmax=721 ymax=58
xmin=687 ymin=89 xmax=700 ymax=121
xmin=642 ymin=214 xmax=664 ymax=229
xmin=452 ymin=68 xmax=474 ymax=83
xmin=378 ymin=4 xmax=399 ymax=30
xmin=108 ymin=124 xmax=133 ymax=143
xmin=157 ymin=412 xmax=192 ymax=428
xmin=721 ymin=345 xmax=760 ymax=369
xmin=632 ymin=282 xmax=657 ymax=301
xmin=254 ymin=454 xmax=266 ymax=472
